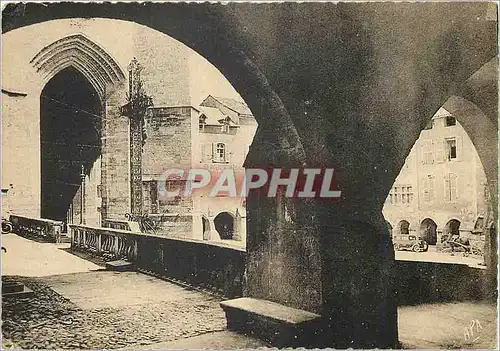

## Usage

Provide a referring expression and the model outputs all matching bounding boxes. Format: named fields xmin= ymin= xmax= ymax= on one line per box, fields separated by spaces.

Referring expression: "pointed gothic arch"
xmin=30 ymin=34 xmax=126 ymax=100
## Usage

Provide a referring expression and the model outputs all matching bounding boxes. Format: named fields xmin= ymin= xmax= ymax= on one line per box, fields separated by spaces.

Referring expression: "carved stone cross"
xmin=122 ymin=58 xmax=153 ymax=217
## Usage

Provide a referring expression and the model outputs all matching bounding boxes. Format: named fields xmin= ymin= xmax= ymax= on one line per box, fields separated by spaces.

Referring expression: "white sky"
xmin=188 ymin=50 xmax=245 ymax=106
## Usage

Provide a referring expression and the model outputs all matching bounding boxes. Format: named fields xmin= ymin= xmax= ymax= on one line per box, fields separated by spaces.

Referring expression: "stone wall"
xmin=1 ymin=18 xmax=194 ymax=221
xmin=395 ymin=261 xmax=490 ymax=305
xmin=141 ymin=106 xmax=194 ymax=238
xmin=101 ymin=86 xmax=131 ymax=220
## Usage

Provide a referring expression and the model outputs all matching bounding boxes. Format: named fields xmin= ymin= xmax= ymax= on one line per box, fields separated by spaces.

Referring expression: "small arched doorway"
xmin=445 ymin=219 xmax=461 ymax=236
xmin=214 ymin=212 xmax=234 ymax=240
xmin=397 ymin=220 xmax=410 ymax=235
xmin=202 ymin=216 xmax=210 ymax=240
xmin=420 ymin=218 xmax=437 ymax=245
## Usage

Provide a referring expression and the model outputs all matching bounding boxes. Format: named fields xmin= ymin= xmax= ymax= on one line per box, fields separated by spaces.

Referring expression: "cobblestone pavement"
xmin=2 ymin=272 xmax=227 ymax=349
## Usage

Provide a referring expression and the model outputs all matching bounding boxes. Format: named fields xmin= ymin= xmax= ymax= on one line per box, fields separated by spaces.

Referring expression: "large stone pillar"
xmin=315 ymin=204 xmax=398 ymax=348
xmin=244 ymin=166 xmax=398 ymax=348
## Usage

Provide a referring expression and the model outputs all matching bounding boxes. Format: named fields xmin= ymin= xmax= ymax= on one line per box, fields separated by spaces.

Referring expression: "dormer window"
xmin=220 ymin=117 xmax=231 ymax=133
xmin=445 ymin=116 xmax=456 ymax=127
xmin=199 ymin=115 xmax=206 ymax=132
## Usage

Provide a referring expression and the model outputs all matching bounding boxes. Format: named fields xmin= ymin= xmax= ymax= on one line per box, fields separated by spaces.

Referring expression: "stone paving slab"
xmin=1 ymin=272 xmax=227 ymax=349
xmin=128 ymin=330 xmax=270 ymax=349
xmin=398 ymin=301 xmax=497 ymax=349
xmin=1 ymin=233 xmax=101 ymax=277
xmin=42 ymin=271 xmax=205 ymax=310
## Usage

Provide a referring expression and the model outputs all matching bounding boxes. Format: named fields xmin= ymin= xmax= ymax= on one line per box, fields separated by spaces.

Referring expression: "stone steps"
xmin=105 ymin=259 xmax=134 ymax=271
xmin=2 ymin=280 xmax=34 ymax=299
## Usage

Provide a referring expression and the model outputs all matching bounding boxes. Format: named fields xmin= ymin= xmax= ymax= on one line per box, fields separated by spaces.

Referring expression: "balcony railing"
xmin=69 ymin=224 xmax=245 ymax=298
xmin=9 ymin=215 xmax=63 ymax=242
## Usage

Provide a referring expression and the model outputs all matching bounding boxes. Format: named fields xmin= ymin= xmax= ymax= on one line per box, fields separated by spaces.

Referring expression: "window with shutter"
xmin=435 ymin=139 xmax=444 ymax=163
xmin=450 ymin=174 xmax=458 ymax=200
xmin=423 ymin=175 xmax=434 ymax=203
xmin=408 ymin=186 xmax=413 ymax=203
xmin=456 ymin=135 xmax=463 ymax=160
xmin=201 ymin=143 xmax=213 ymax=163
xmin=422 ymin=178 xmax=429 ymax=202
xmin=199 ymin=117 xmax=206 ymax=132
xmin=444 ymin=174 xmax=451 ymax=201
xmin=429 ymin=176 xmax=435 ymax=202
xmin=444 ymin=173 xmax=457 ymax=202
xmin=422 ymin=140 xmax=434 ymax=164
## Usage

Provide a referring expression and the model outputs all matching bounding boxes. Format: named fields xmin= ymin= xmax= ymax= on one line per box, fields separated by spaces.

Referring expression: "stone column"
xmin=315 ymin=204 xmax=398 ymax=348
xmin=244 ymin=128 xmax=398 ymax=348
xmin=129 ymin=116 xmax=143 ymax=216
xmin=80 ymin=165 xmax=86 ymax=225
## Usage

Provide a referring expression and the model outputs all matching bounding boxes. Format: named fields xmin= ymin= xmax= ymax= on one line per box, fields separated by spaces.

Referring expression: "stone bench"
xmin=105 ymin=259 xmax=134 ymax=272
xmin=220 ymin=297 xmax=321 ymax=348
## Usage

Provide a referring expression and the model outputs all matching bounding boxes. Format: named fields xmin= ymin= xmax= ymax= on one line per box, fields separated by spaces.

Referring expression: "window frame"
xmin=444 ymin=173 xmax=458 ymax=202
xmin=445 ymin=116 xmax=457 ymax=127
xmin=423 ymin=175 xmax=435 ymax=203
xmin=214 ymin=142 xmax=227 ymax=163
xmin=445 ymin=138 xmax=457 ymax=161
xmin=422 ymin=140 xmax=434 ymax=165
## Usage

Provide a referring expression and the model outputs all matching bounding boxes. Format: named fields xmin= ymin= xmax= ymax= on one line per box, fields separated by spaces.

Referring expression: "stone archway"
xmin=445 ymin=219 xmax=461 ymax=236
xmin=214 ymin=212 xmax=235 ymax=240
xmin=420 ymin=218 xmax=438 ymax=245
xmin=31 ymin=34 xmax=126 ymax=99
xmin=2 ymin=4 xmax=497 ymax=349
xmin=40 ymin=66 xmax=102 ymax=223
xmin=33 ymin=34 xmax=126 ymax=224
xmin=397 ymin=220 xmax=410 ymax=235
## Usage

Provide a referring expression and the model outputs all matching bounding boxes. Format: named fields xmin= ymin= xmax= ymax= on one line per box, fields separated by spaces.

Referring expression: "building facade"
xmin=2 ymin=19 xmax=256 ymax=248
xmin=140 ymin=96 xmax=257 ymax=248
xmin=383 ymin=108 xmax=489 ymax=247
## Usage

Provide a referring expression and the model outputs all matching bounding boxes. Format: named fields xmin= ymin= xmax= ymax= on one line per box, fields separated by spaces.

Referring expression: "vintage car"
xmin=393 ymin=235 xmax=429 ymax=252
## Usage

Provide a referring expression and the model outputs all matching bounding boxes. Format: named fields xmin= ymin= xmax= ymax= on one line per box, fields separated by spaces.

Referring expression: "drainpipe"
xmin=80 ymin=165 xmax=86 ymax=225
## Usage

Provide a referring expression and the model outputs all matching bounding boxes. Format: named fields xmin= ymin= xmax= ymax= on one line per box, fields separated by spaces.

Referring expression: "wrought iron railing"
xmin=124 ymin=213 xmax=165 ymax=234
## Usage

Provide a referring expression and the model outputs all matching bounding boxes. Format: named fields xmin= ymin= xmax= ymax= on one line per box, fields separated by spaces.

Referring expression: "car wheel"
xmin=1 ymin=222 xmax=12 ymax=234
xmin=412 ymin=244 xmax=421 ymax=252
xmin=472 ymin=247 xmax=483 ymax=256
xmin=394 ymin=244 xmax=400 ymax=251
